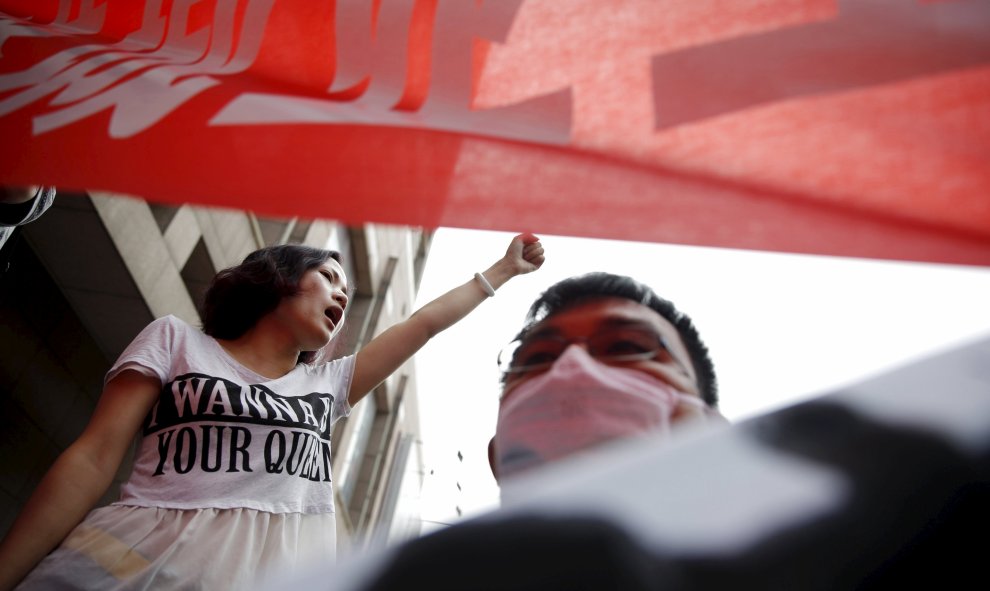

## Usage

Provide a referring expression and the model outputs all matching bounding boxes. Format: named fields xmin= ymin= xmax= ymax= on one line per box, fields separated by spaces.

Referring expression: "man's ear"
xmin=487 ymin=436 xmax=498 ymax=481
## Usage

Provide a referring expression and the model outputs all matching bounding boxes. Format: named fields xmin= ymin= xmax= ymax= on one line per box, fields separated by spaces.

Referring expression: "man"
xmin=0 ymin=185 xmax=56 ymax=251
xmin=489 ymin=272 xmax=724 ymax=482
xmin=260 ymin=273 xmax=989 ymax=591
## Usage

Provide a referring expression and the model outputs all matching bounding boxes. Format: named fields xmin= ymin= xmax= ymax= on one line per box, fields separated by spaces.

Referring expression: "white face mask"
xmin=494 ymin=345 xmax=698 ymax=480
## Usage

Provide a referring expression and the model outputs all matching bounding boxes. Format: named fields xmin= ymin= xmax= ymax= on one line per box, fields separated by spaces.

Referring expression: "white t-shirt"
xmin=107 ymin=315 xmax=353 ymax=514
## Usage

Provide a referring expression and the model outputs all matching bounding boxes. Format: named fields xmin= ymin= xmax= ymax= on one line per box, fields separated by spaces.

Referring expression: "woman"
xmin=0 ymin=233 xmax=544 ymax=590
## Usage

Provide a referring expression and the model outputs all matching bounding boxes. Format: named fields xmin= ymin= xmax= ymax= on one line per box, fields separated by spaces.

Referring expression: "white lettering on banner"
xmin=327 ymin=0 xmax=414 ymax=109
xmin=0 ymin=0 xmax=106 ymax=57
xmin=0 ymin=17 xmax=31 ymax=60
xmin=7 ymin=1 xmax=979 ymax=143
xmin=52 ymin=0 xmax=108 ymax=34
xmin=650 ymin=0 xmax=990 ymax=129
xmin=212 ymin=0 xmax=573 ymax=146
xmin=0 ymin=0 xmax=275 ymax=138
xmin=1 ymin=0 xmax=569 ymax=142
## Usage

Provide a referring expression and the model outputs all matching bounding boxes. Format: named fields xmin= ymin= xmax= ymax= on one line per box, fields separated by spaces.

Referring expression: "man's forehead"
xmin=530 ymin=297 xmax=676 ymax=337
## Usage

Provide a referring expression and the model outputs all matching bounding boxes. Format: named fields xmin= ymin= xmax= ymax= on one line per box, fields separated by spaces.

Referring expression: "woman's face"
xmin=272 ymin=258 xmax=349 ymax=351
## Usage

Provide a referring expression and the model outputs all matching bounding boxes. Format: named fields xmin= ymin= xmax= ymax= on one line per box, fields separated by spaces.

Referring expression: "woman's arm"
xmin=0 ymin=370 xmax=160 ymax=591
xmin=348 ymin=233 xmax=544 ymax=405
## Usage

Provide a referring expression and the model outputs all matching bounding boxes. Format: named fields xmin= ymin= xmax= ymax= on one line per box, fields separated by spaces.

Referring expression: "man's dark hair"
xmin=202 ymin=244 xmax=341 ymax=364
xmin=515 ymin=272 xmax=718 ymax=407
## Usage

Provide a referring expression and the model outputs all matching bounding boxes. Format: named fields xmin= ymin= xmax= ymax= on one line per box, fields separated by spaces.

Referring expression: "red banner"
xmin=2 ymin=0 xmax=989 ymax=264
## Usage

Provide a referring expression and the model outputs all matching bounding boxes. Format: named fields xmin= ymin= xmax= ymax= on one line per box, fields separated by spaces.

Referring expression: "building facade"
xmin=0 ymin=190 xmax=432 ymax=551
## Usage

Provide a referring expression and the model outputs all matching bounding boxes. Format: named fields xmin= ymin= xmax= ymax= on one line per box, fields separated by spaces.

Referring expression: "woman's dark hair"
xmin=202 ymin=245 xmax=341 ymax=363
xmin=514 ymin=272 xmax=719 ymax=407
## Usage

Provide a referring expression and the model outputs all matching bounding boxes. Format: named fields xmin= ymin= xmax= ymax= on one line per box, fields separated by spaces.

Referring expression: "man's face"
xmin=490 ymin=297 xmax=708 ymax=481
xmin=501 ymin=297 xmax=701 ymax=403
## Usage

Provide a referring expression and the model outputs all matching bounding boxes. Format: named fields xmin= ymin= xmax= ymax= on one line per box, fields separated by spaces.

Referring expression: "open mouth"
xmin=325 ymin=307 xmax=344 ymax=328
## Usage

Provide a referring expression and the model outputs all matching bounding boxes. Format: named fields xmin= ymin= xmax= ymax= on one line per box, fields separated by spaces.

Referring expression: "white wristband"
xmin=474 ymin=272 xmax=496 ymax=297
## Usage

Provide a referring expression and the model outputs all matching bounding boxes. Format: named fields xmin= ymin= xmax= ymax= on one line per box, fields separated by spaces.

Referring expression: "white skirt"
xmin=17 ymin=504 xmax=337 ymax=591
